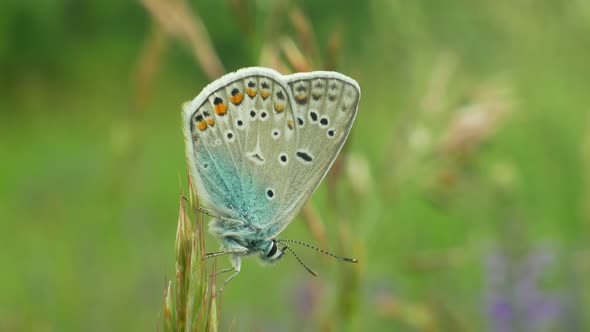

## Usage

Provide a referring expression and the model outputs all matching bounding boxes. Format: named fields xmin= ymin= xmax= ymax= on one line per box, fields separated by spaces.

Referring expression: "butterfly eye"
xmin=266 ymin=240 xmax=278 ymax=257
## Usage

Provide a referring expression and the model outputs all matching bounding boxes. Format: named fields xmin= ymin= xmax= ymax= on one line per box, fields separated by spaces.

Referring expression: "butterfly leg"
xmin=198 ymin=207 xmax=261 ymax=231
xmin=205 ymin=247 xmax=248 ymax=259
xmin=211 ymin=267 xmax=233 ymax=277
xmin=198 ymin=207 xmax=245 ymax=226
xmin=205 ymin=244 xmax=246 ymax=290
xmin=219 ymin=254 xmax=241 ymax=293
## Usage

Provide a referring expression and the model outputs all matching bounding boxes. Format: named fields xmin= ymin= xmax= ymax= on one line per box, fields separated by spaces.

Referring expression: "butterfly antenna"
xmin=277 ymin=239 xmax=359 ymax=263
xmin=283 ymin=245 xmax=317 ymax=277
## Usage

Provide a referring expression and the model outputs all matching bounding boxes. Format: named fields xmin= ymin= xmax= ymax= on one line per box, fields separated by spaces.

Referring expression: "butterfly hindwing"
xmin=265 ymin=72 xmax=360 ymax=236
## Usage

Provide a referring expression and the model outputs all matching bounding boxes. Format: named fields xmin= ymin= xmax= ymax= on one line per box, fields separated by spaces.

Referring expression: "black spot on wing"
xmin=296 ymin=151 xmax=313 ymax=162
xmin=310 ymin=111 xmax=318 ymax=122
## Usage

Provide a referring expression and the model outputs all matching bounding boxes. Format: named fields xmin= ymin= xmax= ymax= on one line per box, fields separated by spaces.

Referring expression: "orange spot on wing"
xmin=287 ymin=119 xmax=294 ymax=130
xmin=260 ymin=91 xmax=270 ymax=99
xmin=214 ymin=103 xmax=227 ymax=115
xmin=229 ymin=93 xmax=244 ymax=105
xmin=206 ymin=118 xmax=214 ymax=126
xmin=197 ymin=121 xmax=207 ymax=131
xmin=274 ymin=104 xmax=285 ymax=112
xmin=245 ymin=88 xmax=257 ymax=97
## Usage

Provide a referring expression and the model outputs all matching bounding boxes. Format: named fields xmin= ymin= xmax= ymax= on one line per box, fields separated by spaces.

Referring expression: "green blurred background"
xmin=1 ymin=1 xmax=589 ymax=331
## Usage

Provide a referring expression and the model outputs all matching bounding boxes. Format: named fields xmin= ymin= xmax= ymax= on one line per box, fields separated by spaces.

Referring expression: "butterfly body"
xmin=182 ymin=67 xmax=360 ymax=284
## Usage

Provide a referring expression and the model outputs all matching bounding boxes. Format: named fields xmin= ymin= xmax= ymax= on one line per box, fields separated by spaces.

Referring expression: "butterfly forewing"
xmin=182 ymin=68 xmax=359 ymax=235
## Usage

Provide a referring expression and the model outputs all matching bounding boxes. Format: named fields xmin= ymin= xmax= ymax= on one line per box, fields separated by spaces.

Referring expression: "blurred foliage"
xmin=1 ymin=0 xmax=590 ymax=331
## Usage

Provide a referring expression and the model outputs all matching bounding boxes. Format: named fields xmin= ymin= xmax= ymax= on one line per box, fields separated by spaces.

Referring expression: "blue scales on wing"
xmin=182 ymin=67 xmax=360 ymax=245
xmin=182 ymin=69 xmax=294 ymax=243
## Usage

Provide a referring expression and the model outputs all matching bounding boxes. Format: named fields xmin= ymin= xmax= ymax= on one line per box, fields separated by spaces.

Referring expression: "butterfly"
xmin=182 ymin=67 xmax=360 ymax=288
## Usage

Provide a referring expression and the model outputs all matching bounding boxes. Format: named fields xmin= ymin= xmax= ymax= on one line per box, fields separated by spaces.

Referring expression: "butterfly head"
xmin=259 ymin=239 xmax=286 ymax=264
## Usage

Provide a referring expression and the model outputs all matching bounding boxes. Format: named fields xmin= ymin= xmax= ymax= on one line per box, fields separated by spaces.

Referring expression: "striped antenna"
xmin=282 ymin=245 xmax=317 ymax=277
xmin=277 ymin=239 xmax=359 ymax=263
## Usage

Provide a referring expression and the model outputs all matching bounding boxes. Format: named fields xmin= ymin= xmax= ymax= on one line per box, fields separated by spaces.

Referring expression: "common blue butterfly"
xmin=182 ymin=67 xmax=360 ymax=288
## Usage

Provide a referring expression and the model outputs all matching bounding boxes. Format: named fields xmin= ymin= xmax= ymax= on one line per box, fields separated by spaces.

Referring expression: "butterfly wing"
xmin=182 ymin=68 xmax=360 ymax=237
xmin=182 ymin=68 xmax=297 ymax=226
xmin=266 ymin=71 xmax=360 ymax=237
xmin=263 ymin=71 xmax=360 ymax=236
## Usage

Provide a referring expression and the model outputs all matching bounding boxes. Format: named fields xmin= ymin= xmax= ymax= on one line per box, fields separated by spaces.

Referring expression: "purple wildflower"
xmin=483 ymin=246 xmax=564 ymax=332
